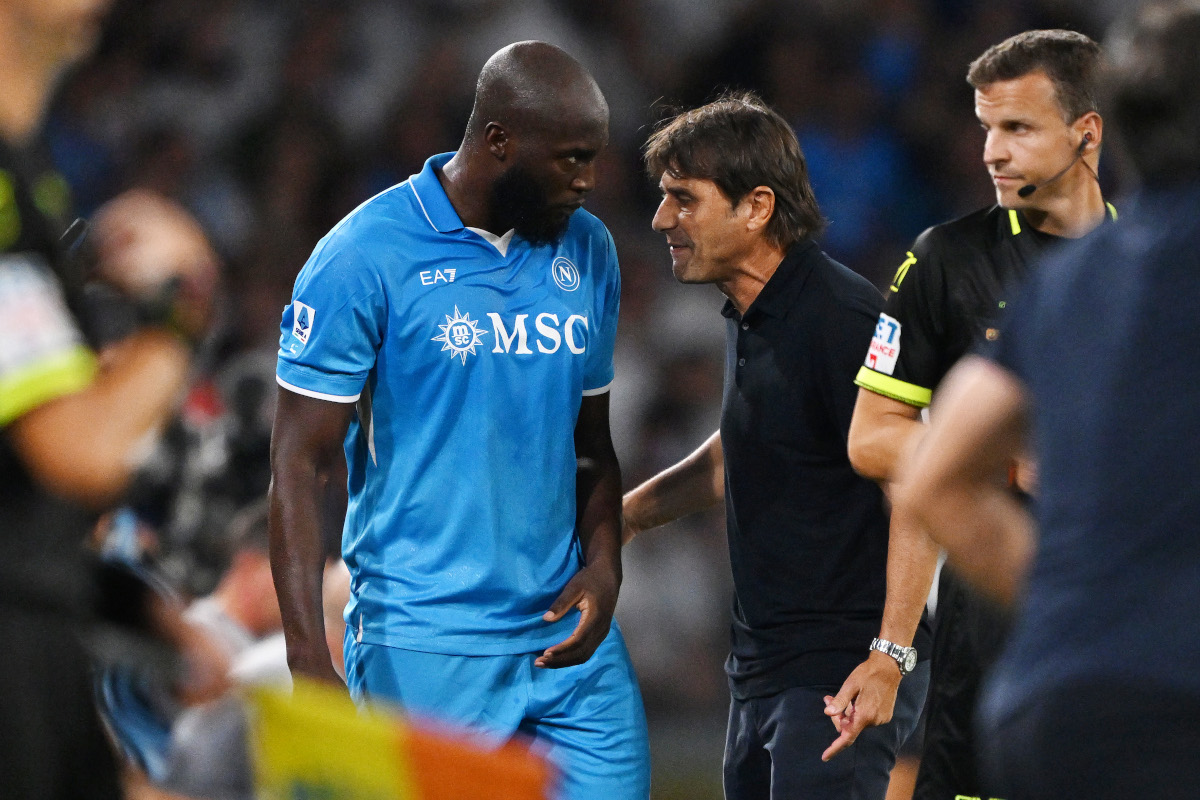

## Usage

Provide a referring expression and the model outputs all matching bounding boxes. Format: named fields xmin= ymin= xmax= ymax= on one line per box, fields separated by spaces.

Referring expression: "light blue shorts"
xmin=344 ymin=623 xmax=650 ymax=800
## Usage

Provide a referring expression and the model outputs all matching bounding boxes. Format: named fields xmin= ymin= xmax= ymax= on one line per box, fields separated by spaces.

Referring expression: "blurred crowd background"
xmin=53 ymin=0 xmax=1126 ymax=795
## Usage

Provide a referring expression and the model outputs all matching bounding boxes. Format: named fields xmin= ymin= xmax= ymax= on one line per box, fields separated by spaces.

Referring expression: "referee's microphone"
xmin=1017 ymin=133 xmax=1092 ymax=198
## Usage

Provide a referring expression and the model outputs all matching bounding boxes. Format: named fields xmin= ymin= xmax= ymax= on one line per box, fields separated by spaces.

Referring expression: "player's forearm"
xmin=268 ymin=464 xmax=335 ymax=673
xmin=622 ymin=430 xmax=724 ymax=541
xmin=877 ymin=504 xmax=940 ymax=648
xmin=576 ymin=439 xmax=623 ymax=578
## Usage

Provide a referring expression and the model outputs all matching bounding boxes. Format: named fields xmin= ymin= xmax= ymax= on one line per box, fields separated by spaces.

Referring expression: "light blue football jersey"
xmin=277 ymin=153 xmax=621 ymax=655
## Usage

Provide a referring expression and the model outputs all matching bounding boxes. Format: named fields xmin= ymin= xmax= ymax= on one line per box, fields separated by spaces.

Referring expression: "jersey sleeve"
xmin=276 ymin=235 xmax=386 ymax=403
xmin=581 ymin=230 xmax=620 ymax=396
xmin=0 ymin=253 xmax=97 ymax=426
xmin=854 ymin=229 xmax=948 ymax=408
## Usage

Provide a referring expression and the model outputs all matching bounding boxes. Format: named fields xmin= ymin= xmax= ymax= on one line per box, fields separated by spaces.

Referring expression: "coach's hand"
xmin=535 ymin=561 xmax=619 ymax=669
xmin=820 ymin=650 xmax=901 ymax=761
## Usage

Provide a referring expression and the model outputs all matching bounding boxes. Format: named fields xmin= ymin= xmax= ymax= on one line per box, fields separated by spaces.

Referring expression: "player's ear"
xmin=743 ymin=186 xmax=776 ymax=235
xmin=484 ymin=122 xmax=510 ymax=161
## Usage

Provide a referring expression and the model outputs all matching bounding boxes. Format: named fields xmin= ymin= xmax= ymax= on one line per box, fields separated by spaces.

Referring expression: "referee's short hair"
xmin=643 ymin=90 xmax=825 ymax=250
xmin=968 ymin=30 xmax=1102 ymax=123
xmin=1106 ymin=2 xmax=1200 ymax=183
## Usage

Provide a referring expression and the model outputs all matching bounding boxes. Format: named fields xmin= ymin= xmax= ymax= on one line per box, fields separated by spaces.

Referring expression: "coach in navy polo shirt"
xmin=623 ymin=91 xmax=929 ymax=800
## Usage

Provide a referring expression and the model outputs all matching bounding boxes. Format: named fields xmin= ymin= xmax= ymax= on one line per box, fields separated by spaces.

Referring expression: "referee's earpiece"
xmin=1018 ymin=133 xmax=1094 ymax=198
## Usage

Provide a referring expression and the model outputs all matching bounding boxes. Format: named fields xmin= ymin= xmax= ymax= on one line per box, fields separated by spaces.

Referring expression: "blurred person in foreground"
xmin=845 ymin=29 xmax=1113 ymax=800
xmin=894 ymin=4 xmax=1200 ymax=798
xmin=0 ymin=0 xmax=219 ymax=796
xmin=0 ymin=0 xmax=220 ymax=796
xmin=269 ymin=41 xmax=648 ymax=799
xmin=622 ymin=92 xmax=929 ymax=800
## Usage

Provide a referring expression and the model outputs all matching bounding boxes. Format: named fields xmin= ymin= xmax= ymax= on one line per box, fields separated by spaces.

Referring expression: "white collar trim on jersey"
xmin=466 ymin=226 xmax=515 ymax=257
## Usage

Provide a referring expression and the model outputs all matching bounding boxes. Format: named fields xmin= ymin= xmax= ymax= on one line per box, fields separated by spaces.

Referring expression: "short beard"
xmin=491 ymin=165 xmax=571 ymax=246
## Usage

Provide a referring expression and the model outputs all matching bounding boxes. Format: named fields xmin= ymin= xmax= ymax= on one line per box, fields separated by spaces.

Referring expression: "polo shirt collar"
xmin=409 ymin=152 xmax=465 ymax=233
xmin=721 ymin=238 xmax=820 ymax=321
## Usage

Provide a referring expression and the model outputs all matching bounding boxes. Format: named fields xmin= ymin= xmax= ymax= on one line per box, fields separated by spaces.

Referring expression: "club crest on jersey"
xmin=551 ymin=257 xmax=580 ymax=292
xmin=292 ymin=302 xmax=315 ymax=346
xmin=432 ymin=306 xmax=489 ymax=364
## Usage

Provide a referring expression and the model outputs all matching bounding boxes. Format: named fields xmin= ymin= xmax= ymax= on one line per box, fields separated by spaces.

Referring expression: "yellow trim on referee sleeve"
xmin=0 ymin=345 xmax=97 ymax=426
xmin=854 ymin=367 xmax=933 ymax=408
xmin=1008 ymin=209 xmax=1021 ymax=235
xmin=1106 ymin=202 xmax=1118 ymax=221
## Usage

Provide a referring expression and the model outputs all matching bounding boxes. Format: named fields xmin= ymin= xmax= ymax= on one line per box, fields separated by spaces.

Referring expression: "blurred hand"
xmin=535 ymin=561 xmax=619 ymax=668
xmin=91 ymin=189 xmax=220 ymax=341
xmin=821 ymin=651 xmax=901 ymax=761
xmin=148 ymin=594 xmax=232 ymax=706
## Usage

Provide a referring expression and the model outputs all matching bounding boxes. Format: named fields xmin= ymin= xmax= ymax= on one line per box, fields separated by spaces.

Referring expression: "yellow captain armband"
xmin=890 ymin=251 xmax=917 ymax=292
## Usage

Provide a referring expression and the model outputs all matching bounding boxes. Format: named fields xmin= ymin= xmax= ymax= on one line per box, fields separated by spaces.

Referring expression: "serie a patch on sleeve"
xmin=865 ymin=313 xmax=901 ymax=375
xmin=292 ymin=302 xmax=315 ymax=346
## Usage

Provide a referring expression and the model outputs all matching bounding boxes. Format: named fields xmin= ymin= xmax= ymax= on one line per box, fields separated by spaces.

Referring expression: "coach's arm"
xmin=823 ymin=388 xmax=941 ymax=761
xmin=268 ymin=387 xmax=354 ymax=686
xmin=537 ymin=392 xmax=624 ymax=669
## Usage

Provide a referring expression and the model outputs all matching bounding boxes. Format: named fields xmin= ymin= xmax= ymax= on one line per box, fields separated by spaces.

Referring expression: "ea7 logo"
xmin=487 ymin=312 xmax=588 ymax=355
xmin=420 ymin=269 xmax=456 ymax=285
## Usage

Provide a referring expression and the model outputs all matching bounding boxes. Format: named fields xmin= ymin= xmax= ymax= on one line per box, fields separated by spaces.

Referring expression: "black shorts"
xmin=913 ymin=567 xmax=1011 ymax=800
xmin=724 ymin=661 xmax=929 ymax=800
xmin=981 ymin=680 xmax=1200 ymax=800
xmin=0 ymin=607 xmax=121 ymax=800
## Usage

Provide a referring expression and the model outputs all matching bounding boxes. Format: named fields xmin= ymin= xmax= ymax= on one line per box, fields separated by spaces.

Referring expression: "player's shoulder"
xmin=563 ymin=207 xmax=614 ymax=247
xmin=305 ymin=181 xmax=422 ymax=272
xmin=560 ymin=208 xmax=619 ymax=286
xmin=327 ymin=180 xmax=421 ymax=246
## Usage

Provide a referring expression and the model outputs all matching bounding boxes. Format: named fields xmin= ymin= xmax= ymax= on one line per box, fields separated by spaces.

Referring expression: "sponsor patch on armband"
xmin=865 ymin=313 xmax=901 ymax=375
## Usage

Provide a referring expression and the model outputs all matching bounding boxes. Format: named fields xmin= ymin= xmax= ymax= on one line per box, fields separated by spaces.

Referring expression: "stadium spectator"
xmin=623 ymin=91 xmax=929 ymax=800
xmin=268 ymin=41 xmax=649 ymax=800
xmin=846 ymin=28 xmax=1112 ymax=800
xmin=184 ymin=499 xmax=285 ymax=680
xmin=0 ymin=0 xmax=219 ymax=796
xmin=893 ymin=5 xmax=1200 ymax=798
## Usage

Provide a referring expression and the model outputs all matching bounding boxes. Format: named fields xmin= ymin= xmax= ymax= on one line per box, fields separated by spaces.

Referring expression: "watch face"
xmin=903 ymin=649 xmax=918 ymax=673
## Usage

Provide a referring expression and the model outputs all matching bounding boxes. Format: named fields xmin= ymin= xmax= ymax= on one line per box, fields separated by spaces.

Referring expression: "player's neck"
xmin=1022 ymin=170 xmax=1107 ymax=239
xmin=437 ymin=152 xmax=504 ymax=234
xmin=718 ymin=238 xmax=789 ymax=316
xmin=0 ymin=18 xmax=66 ymax=146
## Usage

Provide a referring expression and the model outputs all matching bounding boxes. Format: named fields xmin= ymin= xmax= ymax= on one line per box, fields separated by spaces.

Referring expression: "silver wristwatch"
xmin=870 ymin=637 xmax=918 ymax=676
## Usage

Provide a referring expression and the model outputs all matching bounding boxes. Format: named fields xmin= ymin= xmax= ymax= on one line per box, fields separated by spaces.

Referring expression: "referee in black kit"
xmin=0 ymin=1 xmax=217 ymax=796
xmin=844 ymin=30 xmax=1114 ymax=800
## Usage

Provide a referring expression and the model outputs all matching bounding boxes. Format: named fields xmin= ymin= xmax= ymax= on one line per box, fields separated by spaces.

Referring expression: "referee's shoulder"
xmin=913 ymin=205 xmax=999 ymax=254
